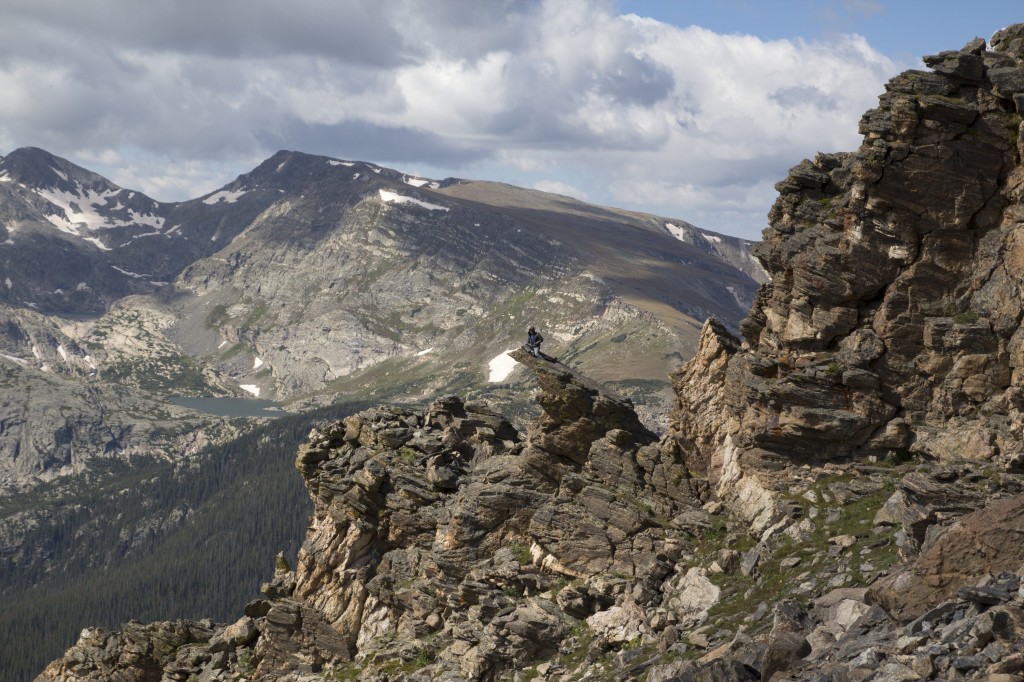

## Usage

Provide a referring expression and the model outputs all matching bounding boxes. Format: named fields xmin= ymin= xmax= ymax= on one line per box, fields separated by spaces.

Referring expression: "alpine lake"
xmin=169 ymin=396 xmax=286 ymax=418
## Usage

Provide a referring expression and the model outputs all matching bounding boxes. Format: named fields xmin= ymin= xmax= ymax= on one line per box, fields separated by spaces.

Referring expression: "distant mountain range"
xmin=0 ymin=144 xmax=762 ymax=679
xmin=0 ymin=146 xmax=761 ymax=489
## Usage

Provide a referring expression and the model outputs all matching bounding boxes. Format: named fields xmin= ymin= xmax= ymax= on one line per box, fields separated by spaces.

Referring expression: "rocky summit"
xmin=33 ymin=23 xmax=1024 ymax=682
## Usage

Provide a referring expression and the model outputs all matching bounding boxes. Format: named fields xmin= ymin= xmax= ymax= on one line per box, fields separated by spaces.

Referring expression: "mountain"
xmin=32 ymin=23 xmax=1024 ymax=682
xmin=0 ymin=146 xmax=759 ymax=490
xmin=165 ymin=150 xmax=758 ymax=403
xmin=0 ymin=147 xmax=276 ymax=313
xmin=0 ymin=143 xmax=758 ymax=677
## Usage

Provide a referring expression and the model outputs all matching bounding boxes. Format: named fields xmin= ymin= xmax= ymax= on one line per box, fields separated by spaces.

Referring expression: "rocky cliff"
xmin=34 ymin=350 xmax=1024 ymax=682
xmin=36 ymin=352 xmax=703 ymax=681
xmin=674 ymin=24 xmax=1024 ymax=538
xmin=34 ymin=24 xmax=1024 ymax=682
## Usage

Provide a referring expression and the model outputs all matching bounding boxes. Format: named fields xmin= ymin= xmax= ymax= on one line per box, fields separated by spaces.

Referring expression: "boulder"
xmin=871 ymin=494 xmax=1024 ymax=620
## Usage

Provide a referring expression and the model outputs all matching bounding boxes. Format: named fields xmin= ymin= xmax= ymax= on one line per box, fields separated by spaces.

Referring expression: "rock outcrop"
xmin=674 ymin=24 xmax=1024 ymax=540
xmin=38 ymin=353 xmax=707 ymax=681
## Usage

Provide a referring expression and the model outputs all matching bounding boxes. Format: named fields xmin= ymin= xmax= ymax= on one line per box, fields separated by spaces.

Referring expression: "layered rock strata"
xmin=38 ymin=354 xmax=706 ymax=681
xmin=674 ymin=24 xmax=1024 ymax=538
xmin=34 ymin=353 xmax=1024 ymax=682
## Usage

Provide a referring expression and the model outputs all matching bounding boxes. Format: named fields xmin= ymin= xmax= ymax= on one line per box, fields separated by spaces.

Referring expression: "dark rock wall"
xmin=677 ymin=25 xmax=1024 ymax=475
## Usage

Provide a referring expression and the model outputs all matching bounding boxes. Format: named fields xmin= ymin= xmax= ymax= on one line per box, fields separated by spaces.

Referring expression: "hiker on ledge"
xmin=526 ymin=326 xmax=544 ymax=358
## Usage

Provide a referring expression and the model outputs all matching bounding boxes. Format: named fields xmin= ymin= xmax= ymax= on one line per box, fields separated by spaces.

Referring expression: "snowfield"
xmin=488 ymin=350 xmax=518 ymax=382
xmin=36 ymin=184 xmax=165 ymax=234
xmin=203 ymin=188 xmax=247 ymax=204
xmin=665 ymin=222 xmax=690 ymax=241
xmin=378 ymin=189 xmax=449 ymax=212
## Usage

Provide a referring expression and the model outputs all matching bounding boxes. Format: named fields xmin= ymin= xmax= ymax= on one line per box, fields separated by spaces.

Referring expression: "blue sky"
xmin=621 ymin=0 xmax=1022 ymax=62
xmin=1 ymin=1 xmax=1020 ymax=241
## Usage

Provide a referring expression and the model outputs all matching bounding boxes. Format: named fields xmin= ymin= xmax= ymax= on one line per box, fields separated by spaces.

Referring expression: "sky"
xmin=0 ymin=1 xmax=1021 ymax=241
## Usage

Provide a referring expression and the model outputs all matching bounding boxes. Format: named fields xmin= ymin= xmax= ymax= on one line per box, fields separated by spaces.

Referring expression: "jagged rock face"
xmin=33 ymin=346 xmax=1024 ymax=682
xmin=35 ymin=356 xmax=711 ymax=681
xmin=674 ymin=26 xmax=1024 ymax=531
xmin=871 ymin=492 xmax=1024 ymax=620
xmin=35 ymin=621 xmax=217 ymax=682
xmin=281 ymin=354 xmax=700 ymax=679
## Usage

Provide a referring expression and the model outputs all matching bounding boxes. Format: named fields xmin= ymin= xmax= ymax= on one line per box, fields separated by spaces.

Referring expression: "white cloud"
xmin=0 ymin=0 xmax=902 ymax=239
xmin=532 ymin=180 xmax=589 ymax=201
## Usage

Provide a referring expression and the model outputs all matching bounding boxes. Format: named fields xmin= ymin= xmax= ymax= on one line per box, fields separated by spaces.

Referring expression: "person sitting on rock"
xmin=525 ymin=326 xmax=544 ymax=358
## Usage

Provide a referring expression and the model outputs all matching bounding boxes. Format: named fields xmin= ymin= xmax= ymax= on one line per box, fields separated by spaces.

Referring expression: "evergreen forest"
xmin=0 ymin=400 xmax=370 ymax=682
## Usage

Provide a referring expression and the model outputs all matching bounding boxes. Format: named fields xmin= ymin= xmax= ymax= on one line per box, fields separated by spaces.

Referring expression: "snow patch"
xmin=416 ymin=347 xmax=433 ymax=357
xmin=82 ymin=236 xmax=111 ymax=251
xmin=75 ymin=282 xmax=89 ymax=291
xmin=239 ymin=384 xmax=261 ymax=397
xmin=57 ymin=345 xmax=68 ymax=363
xmin=328 ymin=159 xmax=354 ymax=167
xmin=665 ymin=223 xmax=691 ymax=241
xmin=253 ymin=356 xmax=264 ymax=369
xmin=750 ymin=255 xmax=772 ymax=282
xmin=1 ymin=354 xmax=27 ymax=366
xmin=378 ymin=189 xmax=449 ymax=212
xmin=725 ymin=285 xmax=744 ymax=308
xmin=353 ymin=173 xmax=361 ymax=180
xmin=35 ymin=185 xmax=165 ymax=235
xmin=488 ymin=350 xmax=518 ymax=382
xmin=0 ymin=172 xmax=11 ymax=182
xmin=4 ymin=278 xmax=11 ymax=289
xmin=112 ymin=266 xmax=150 ymax=279
xmin=218 ymin=340 xmax=228 ymax=349
xmin=203 ymin=188 xmax=247 ymax=204
xmin=31 ymin=345 xmax=41 ymax=359
xmin=52 ymin=167 xmax=69 ymax=182
xmin=84 ymin=355 xmax=96 ymax=370
xmin=2 ymin=238 xmax=14 ymax=245
xmin=118 ymin=228 xmax=164 ymax=246
xmin=701 ymin=233 xmax=722 ymax=244
xmin=404 ymin=177 xmax=429 ymax=187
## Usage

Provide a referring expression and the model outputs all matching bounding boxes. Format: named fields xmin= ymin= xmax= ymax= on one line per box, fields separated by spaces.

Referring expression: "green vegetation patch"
xmin=698 ymin=473 xmax=899 ymax=638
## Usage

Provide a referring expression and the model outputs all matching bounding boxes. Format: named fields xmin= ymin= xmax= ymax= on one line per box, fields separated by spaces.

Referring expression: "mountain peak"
xmin=0 ymin=147 xmax=120 ymax=195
